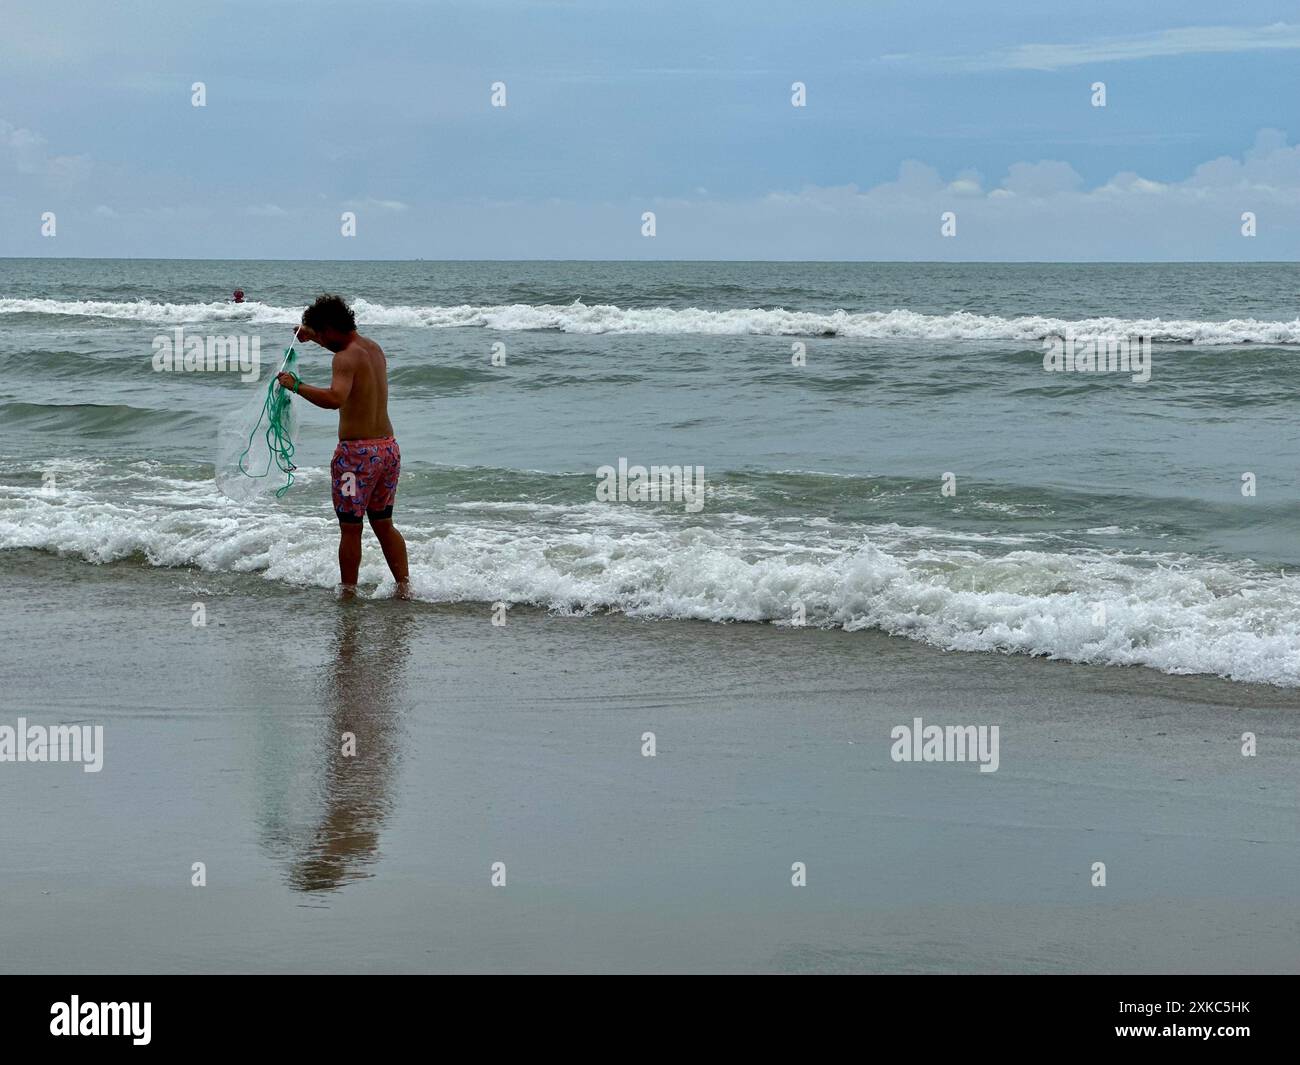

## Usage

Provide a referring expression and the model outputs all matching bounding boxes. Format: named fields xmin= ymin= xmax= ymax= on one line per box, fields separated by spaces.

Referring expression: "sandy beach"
xmin=1 ymin=550 xmax=1295 ymax=974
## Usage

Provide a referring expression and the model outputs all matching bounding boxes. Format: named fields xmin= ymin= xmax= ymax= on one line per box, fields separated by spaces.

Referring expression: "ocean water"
xmin=2 ymin=258 xmax=1299 ymax=685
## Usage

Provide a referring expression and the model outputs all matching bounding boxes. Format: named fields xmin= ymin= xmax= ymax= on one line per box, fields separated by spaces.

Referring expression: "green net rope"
xmin=236 ymin=346 xmax=298 ymax=498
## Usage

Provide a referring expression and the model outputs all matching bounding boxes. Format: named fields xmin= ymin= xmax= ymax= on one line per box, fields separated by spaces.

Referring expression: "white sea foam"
xmin=4 ymin=297 xmax=1300 ymax=344
xmin=2 ymin=468 xmax=1298 ymax=686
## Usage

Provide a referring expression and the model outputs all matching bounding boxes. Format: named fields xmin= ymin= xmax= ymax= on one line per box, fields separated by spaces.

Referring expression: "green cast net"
xmin=215 ymin=345 xmax=300 ymax=502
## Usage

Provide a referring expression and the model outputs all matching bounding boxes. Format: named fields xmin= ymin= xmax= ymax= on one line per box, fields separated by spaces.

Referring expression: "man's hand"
xmin=279 ymin=350 xmax=351 ymax=411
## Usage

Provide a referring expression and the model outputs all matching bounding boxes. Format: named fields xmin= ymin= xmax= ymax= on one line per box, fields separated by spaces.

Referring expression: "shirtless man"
xmin=277 ymin=294 xmax=410 ymax=598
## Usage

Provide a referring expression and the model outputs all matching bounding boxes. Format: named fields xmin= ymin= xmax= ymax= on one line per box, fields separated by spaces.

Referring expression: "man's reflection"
xmin=286 ymin=602 xmax=414 ymax=893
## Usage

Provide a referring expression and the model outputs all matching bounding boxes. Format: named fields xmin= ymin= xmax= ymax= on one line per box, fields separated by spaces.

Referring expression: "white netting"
xmin=215 ymin=347 xmax=300 ymax=503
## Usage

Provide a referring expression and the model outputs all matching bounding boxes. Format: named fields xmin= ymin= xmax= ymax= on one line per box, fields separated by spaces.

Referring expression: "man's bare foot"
xmin=338 ymin=583 xmax=358 ymax=600
xmin=394 ymin=579 xmax=412 ymax=601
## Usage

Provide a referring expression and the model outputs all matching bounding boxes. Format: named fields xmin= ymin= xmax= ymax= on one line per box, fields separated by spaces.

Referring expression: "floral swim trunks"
xmin=331 ymin=436 xmax=401 ymax=524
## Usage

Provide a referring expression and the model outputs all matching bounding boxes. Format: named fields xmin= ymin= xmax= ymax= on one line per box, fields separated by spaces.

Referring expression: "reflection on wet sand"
xmin=287 ymin=603 xmax=414 ymax=893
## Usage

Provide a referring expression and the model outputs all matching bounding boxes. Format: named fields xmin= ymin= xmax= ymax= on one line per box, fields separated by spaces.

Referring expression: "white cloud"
xmin=946 ymin=176 xmax=983 ymax=196
xmin=346 ymin=198 xmax=410 ymax=212
xmin=15 ymin=130 xmax=1300 ymax=261
xmin=916 ymin=23 xmax=1300 ymax=73
xmin=818 ymin=130 xmax=1300 ymax=208
xmin=999 ymin=160 xmax=1084 ymax=198
xmin=1098 ymin=172 xmax=1169 ymax=196
xmin=0 ymin=118 xmax=90 ymax=187
xmin=1184 ymin=128 xmax=1300 ymax=193
xmin=865 ymin=160 xmax=945 ymax=199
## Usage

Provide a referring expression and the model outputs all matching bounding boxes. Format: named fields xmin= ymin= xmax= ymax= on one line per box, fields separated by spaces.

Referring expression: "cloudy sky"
xmin=2 ymin=0 xmax=1299 ymax=259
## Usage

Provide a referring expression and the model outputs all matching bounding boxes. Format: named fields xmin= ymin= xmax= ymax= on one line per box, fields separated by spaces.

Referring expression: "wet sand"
xmin=0 ymin=550 xmax=1297 ymax=973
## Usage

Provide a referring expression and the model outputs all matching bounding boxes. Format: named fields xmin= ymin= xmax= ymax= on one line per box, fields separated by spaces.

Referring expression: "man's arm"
xmin=278 ymin=351 xmax=354 ymax=411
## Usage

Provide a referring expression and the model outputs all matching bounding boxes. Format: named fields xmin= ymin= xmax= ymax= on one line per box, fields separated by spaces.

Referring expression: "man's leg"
xmin=332 ymin=440 xmax=365 ymax=596
xmin=338 ymin=521 xmax=363 ymax=594
xmin=368 ymin=515 xmax=410 ymax=598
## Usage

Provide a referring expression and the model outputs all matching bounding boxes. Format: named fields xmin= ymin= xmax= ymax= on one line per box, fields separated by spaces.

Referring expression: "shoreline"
xmin=1 ymin=552 xmax=1297 ymax=973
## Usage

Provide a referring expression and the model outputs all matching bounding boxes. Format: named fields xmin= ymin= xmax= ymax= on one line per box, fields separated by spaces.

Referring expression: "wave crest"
xmin=2 ymin=464 xmax=1298 ymax=686
xmin=5 ymin=297 xmax=1300 ymax=343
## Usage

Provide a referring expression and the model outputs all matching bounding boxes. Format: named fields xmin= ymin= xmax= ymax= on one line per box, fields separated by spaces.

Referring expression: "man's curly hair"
xmin=302 ymin=293 xmax=356 ymax=333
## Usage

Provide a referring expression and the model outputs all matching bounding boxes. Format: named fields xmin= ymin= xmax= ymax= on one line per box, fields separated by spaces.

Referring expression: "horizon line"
xmin=3 ymin=256 xmax=1299 ymax=266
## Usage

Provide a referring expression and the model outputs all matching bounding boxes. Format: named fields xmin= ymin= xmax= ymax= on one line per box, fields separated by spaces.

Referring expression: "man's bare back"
xmin=332 ymin=335 xmax=394 ymax=441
